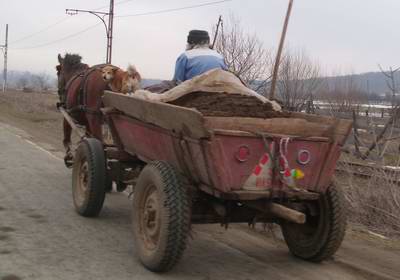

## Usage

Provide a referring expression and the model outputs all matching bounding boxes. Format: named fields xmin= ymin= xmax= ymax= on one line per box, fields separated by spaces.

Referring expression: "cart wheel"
xmin=132 ymin=161 xmax=191 ymax=272
xmin=72 ymin=138 xmax=106 ymax=217
xmin=281 ymin=184 xmax=346 ymax=262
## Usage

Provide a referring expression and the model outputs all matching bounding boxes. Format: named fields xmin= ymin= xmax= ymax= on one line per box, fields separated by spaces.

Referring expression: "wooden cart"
xmin=66 ymin=91 xmax=352 ymax=272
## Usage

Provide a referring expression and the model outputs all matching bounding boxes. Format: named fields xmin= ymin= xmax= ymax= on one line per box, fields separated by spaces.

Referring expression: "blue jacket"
xmin=173 ymin=48 xmax=227 ymax=83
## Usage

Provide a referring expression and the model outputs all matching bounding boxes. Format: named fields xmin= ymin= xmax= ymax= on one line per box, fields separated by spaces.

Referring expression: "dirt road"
xmin=1 ymin=120 xmax=400 ymax=280
xmin=1 ymin=91 xmax=400 ymax=279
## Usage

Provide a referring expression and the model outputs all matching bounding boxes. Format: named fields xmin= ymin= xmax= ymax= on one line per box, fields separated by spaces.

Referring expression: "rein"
xmin=64 ymin=64 xmax=108 ymax=116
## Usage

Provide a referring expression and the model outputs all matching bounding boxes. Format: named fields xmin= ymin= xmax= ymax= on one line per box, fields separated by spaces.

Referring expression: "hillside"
xmin=323 ymin=71 xmax=400 ymax=94
xmin=3 ymin=69 xmax=399 ymax=95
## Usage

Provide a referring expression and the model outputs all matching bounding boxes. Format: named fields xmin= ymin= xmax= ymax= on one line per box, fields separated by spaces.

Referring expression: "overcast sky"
xmin=0 ymin=0 xmax=399 ymax=79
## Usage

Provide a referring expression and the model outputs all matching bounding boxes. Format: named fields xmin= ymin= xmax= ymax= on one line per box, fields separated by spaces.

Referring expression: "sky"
xmin=0 ymin=0 xmax=399 ymax=79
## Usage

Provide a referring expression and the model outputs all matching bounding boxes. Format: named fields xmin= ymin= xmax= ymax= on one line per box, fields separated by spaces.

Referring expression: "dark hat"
xmin=187 ymin=30 xmax=210 ymax=44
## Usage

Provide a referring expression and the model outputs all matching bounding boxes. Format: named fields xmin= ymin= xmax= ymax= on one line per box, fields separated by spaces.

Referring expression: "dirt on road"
xmin=1 ymin=90 xmax=400 ymax=280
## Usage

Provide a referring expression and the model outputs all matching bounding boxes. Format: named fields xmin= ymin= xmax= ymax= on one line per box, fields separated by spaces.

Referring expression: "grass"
xmin=336 ymin=162 xmax=400 ymax=237
xmin=0 ymin=89 xmax=58 ymax=115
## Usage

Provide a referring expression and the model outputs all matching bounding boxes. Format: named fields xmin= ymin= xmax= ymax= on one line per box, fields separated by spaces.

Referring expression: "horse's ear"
xmin=58 ymin=54 xmax=63 ymax=64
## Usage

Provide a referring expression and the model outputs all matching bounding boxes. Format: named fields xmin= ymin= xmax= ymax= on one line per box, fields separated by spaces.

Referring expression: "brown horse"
xmin=57 ymin=53 xmax=107 ymax=166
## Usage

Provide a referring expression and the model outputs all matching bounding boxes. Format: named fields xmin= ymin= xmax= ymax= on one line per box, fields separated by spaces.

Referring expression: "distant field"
xmin=0 ymin=90 xmax=63 ymax=151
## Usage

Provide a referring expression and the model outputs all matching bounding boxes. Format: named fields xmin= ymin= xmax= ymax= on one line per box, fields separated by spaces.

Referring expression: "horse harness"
xmin=65 ymin=64 xmax=109 ymax=116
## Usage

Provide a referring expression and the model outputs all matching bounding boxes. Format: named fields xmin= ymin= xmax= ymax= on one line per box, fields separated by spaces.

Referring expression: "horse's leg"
xmin=63 ymin=118 xmax=72 ymax=151
xmin=63 ymin=118 xmax=74 ymax=167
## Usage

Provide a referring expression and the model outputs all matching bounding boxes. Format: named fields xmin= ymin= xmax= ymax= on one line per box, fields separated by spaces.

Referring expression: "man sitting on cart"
xmin=173 ymin=30 xmax=227 ymax=84
xmin=145 ymin=30 xmax=227 ymax=93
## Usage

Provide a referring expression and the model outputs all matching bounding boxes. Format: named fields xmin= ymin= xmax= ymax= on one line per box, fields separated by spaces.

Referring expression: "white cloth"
xmin=134 ymin=69 xmax=282 ymax=112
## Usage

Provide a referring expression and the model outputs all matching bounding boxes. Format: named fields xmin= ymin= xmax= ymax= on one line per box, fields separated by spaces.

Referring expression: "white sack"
xmin=134 ymin=69 xmax=282 ymax=111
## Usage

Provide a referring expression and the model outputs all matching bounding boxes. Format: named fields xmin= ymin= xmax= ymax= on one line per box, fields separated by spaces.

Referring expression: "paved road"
xmin=0 ymin=122 xmax=399 ymax=280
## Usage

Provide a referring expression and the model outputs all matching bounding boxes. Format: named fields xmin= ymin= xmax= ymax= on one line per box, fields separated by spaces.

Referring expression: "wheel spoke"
xmin=139 ymin=186 xmax=161 ymax=250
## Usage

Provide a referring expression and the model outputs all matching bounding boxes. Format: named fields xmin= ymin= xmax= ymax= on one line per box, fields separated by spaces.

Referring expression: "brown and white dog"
xmin=101 ymin=64 xmax=141 ymax=94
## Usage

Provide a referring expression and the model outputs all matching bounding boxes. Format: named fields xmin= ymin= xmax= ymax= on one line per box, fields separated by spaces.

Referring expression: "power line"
xmin=93 ymin=0 xmax=135 ymax=11
xmin=115 ymin=0 xmax=136 ymax=6
xmin=9 ymin=17 xmax=72 ymax=45
xmin=9 ymin=0 xmax=232 ymax=51
xmin=92 ymin=1 xmax=113 ymax=11
xmin=66 ymin=0 xmax=116 ymax=63
xmin=11 ymin=23 xmax=101 ymax=50
xmin=117 ymin=0 xmax=232 ymax=18
xmin=9 ymin=0 xmax=134 ymax=45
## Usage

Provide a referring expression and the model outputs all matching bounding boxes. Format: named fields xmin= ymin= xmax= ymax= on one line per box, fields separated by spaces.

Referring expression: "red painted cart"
xmin=68 ymin=91 xmax=352 ymax=272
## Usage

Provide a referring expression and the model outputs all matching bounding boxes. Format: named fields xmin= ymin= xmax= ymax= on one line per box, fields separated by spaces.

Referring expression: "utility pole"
xmin=107 ymin=0 xmax=114 ymax=64
xmin=1 ymin=24 xmax=8 ymax=93
xmin=66 ymin=0 xmax=114 ymax=64
xmin=269 ymin=0 xmax=294 ymax=100
xmin=211 ymin=15 xmax=223 ymax=49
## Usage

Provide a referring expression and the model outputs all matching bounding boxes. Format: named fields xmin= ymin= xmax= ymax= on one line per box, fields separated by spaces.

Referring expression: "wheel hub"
xmin=75 ymin=161 xmax=89 ymax=206
xmin=141 ymin=187 xmax=160 ymax=250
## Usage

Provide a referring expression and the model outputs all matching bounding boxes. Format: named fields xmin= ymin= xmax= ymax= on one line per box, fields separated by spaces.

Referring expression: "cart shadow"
xmin=173 ymin=229 xmax=343 ymax=279
xmin=90 ymin=193 xmax=345 ymax=279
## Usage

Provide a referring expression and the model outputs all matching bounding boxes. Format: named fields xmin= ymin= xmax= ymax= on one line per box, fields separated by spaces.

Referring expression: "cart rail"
xmin=102 ymin=91 xmax=352 ymax=195
xmin=102 ymin=90 xmax=209 ymax=139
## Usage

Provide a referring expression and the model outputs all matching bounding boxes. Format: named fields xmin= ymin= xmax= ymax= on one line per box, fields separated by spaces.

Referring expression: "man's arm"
xmin=222 ymin=60 xmax=228 ymax=71
xmin=219 ymin=53 xmax=228 ymax=71
xmin=173 ymin=54 xmax=188 ymax=83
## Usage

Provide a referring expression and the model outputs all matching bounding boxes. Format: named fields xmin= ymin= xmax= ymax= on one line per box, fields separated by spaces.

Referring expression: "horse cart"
xmin=60 ymin=90 xmax=352 ymax=272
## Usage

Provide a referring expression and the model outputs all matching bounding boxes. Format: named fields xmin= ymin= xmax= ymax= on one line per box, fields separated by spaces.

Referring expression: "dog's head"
xmin=101 ymin=65 xmax=118 ymax=82
xmin=122 ymin=65 xmax=142 ymax=93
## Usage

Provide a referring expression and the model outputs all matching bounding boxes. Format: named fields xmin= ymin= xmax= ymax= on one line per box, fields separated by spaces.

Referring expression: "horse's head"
xmin=56 ymin=53 xmax=89 ymax=102
xmin=57 ymin=53 xmax=87 ymax=83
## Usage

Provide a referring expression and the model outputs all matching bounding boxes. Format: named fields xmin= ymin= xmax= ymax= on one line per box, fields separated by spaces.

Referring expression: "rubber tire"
xmin=132 ymin=161 xmax=191 ymax=272
xmin=72 ymin=138 xmax=106 ymax=217
xmin=281 ymin=184 xmax=347 ymax=262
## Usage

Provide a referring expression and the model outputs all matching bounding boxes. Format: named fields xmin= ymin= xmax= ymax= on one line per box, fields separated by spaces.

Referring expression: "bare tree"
xmin=378 ymin=65 xmax=400 ymax=108
xmin=212 ymin=16 xmax=273 ymax=93
xmin=277 ymin=49 xmax=321 ymax=111
xmin=32 ymin=72 xmax=50 ymax=92
xmin=317 ymin=73 xmax=367 ymax=116
xmin=16 ymin=75 xmax=29 ymax=90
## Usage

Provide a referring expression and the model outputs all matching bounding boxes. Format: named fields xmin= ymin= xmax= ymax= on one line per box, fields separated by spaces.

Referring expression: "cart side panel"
xmin=110 ymin=115 xmax=181 ymax=165
xmin=109 ymin=114 xmax=217 ymax=186
xmin=103 ymin=91 xmax=209 ymax=139
xmin=187 ymin=141 xmax=212 ymax=186
xmin=284 ymin=140 xmax=330 ymax=190
xmin=315 ymin=144 xmax=341 ymax=192
xmin=205 ymin=134 xmax=335 ymax=193
xmin=204 ymin=135 xmax=268 ymax=192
